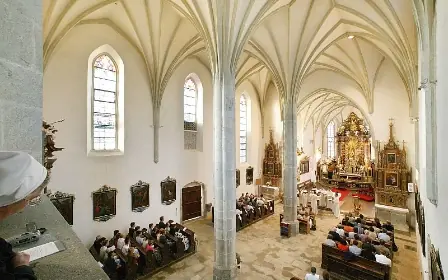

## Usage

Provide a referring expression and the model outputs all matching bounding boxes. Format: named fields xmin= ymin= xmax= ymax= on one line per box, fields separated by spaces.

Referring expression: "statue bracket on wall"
xmin=130 ymin=180 xmax=150 ymax=212
xmin=92 ymin=185 xmax=117 ymax=222
xmin=42 ymin=120 xmax=65 ymax=172
xmin=47 ymin=191 xmax=75 ymax=225
xmin=161 ymin=176 xmax=176 ymax=205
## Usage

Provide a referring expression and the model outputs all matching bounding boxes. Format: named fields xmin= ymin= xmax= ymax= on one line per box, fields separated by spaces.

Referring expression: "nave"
xmin=146 ymin=207 xmax=420 ymax=280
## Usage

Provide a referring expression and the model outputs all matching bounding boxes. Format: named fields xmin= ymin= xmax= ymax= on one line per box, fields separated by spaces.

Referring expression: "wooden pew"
xmin=143 ymin=233 xmax=172 ymax=266
xmin=89 ymin=245 xmax=100 ymax=261
xmin=130 ymin=237 xmax=156 ymax=275
xmin=173 ymin=224 xmax=196 ymax=253
xmin=212 ymin=200 xmax=275 ymax=232
xmin=166 ymin=233 xmax=185 ymax=259
xmin=114 ymin=248 xmax=129 ymax=280
xmin=321 ymin=244 xmax=391 ymax=280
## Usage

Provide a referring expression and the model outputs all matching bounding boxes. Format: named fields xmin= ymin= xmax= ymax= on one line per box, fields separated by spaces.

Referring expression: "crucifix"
xmin=388 ymin=118 xmax=395 ymax=142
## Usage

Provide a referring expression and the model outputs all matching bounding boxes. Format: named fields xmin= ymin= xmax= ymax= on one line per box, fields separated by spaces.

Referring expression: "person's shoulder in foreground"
xmin=0 ymin=151 xmax=49 ymax=280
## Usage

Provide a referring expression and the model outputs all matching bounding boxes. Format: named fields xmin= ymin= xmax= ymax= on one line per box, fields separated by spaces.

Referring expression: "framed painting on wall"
xmin=92 ymin=185 xmax=117 ymax=222
xmin=246 ymin=166 xmax=253 ymax=185
xmin=130 ymin=180 xmax=150 ymax=212
xmin=48 ymin=191 xmax=75 ymax=225
xmin=385 ymin=172 xmax=398 ymax=187
xmin=430 ymin=243 xmax=445 ymax=280
xmin=300 ymin=159 xmax=310 ymax=174
xmin=161 ymin=176 xmax=176 ymax=205
xmin=236 ymin=169 xmax=240 ymax=187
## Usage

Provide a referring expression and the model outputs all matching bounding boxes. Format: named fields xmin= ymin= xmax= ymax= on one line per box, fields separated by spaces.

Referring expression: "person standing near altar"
xmin=310 ymin=191 xmax=318 ymax=215
xmin=319 ymin=190 xmax=327 ymax=208
xmin=334 ymin=192 xmax=341 ymax=218
xmin=301 ymin=190 xmax=308 ymax=208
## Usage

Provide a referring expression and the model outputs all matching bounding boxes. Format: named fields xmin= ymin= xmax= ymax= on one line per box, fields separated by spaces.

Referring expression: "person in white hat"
xmin=0 ymin=151 xmax=49 ymax=280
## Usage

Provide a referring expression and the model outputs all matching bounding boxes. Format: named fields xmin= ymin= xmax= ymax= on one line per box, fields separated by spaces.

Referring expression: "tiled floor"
xmin=145 ymin=204 xmax=422 ymax=280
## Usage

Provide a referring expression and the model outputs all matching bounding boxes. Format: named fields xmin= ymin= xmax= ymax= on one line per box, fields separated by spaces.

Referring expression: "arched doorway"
xmin=180 ymin=181 xmax=206 ymax=222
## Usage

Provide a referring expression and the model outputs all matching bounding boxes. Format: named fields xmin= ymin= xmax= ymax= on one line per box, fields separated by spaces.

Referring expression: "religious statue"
xmin=42 ymin=120 xmax=65 ymax=172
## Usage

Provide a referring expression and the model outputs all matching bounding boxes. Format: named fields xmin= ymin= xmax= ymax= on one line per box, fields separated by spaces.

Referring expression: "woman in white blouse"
xmin=116 ymin=233 xmax=125 ymax=250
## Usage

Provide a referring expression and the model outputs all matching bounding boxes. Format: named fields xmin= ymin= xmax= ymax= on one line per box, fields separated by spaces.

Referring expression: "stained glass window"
xmin=240 ymin=95 xmax=247 ymax=163
xmin=184 ymin=78 xmax=197 ymax=131
xmin=92 ymin=54 xmax=118 ymax=150
xmin=327 ymin=121 xmax=335 ymax=159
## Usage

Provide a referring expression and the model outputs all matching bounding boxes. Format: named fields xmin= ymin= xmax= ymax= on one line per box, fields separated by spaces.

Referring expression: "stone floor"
xmin=146 ymin=205 xmax=422 ymax=280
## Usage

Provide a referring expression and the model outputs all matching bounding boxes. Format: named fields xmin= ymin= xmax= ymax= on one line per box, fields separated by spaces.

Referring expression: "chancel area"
xmin=0 ymin=0 xmax=447 ymax=279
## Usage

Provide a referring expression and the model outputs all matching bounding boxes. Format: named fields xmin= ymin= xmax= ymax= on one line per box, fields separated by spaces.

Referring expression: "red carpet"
xmin=357 ymin=194 xmax=375 ymax=202
xmin=331 ymin=188 xmax=350 ymax=201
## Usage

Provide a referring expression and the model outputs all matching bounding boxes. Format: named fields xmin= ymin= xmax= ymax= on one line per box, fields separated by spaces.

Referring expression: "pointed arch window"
xmin=240 ymin=95 xmax=248 ymax=163
xmin=183 ymin=78 xmax=197 ymax=131
xmin=92 ymin=54 xmax=118 ymax=150
xmin=327 ymin=121 xmax=335 ymax=159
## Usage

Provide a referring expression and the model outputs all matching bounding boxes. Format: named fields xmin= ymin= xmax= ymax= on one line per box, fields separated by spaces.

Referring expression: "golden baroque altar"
xmin=336 ymin=112 xmax=371 ymax=173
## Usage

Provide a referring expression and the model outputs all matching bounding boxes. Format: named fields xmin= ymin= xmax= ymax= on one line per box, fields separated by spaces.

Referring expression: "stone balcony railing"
xmin=0 ymin=196 xmax=108 ymax=280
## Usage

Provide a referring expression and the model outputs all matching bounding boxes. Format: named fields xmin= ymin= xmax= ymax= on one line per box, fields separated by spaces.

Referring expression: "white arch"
xmin=184 ymin=73 xmax=204 ymax=151
xmin=297 ymin=88 xmax=376 ymax=143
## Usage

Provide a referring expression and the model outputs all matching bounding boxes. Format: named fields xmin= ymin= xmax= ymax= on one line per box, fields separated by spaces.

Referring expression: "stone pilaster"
xmin=282 ymin=96 xmax=299 ymax=235
xmin=0 ymin=0 xmax=43 ymax=161
xmin=212 ymin=69 xmax=237 ymax=279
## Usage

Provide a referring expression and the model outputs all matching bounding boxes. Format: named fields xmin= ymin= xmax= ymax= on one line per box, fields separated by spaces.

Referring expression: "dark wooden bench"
xmin=166 ymin=233 xmax=185 ymax=258
xmin=173 ymin=223 xmax=196 ymax=254
xmin=321 ymin=244 xmax=391 ymax=280
xmin=89 ymin=245 xmax=100 ymax=261
xmin=212 ymin=200 xmax=275 ymax=232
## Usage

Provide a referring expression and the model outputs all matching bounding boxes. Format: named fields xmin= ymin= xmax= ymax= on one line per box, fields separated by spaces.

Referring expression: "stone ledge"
xmin=0 ymin=196 xmax=108 ymax=280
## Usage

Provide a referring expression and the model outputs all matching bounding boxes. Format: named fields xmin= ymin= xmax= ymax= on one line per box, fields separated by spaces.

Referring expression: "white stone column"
xmin=283 ymin=96 xmax=299 ymax=235
xmin=213 ymin=68 xmax=237 ymax=279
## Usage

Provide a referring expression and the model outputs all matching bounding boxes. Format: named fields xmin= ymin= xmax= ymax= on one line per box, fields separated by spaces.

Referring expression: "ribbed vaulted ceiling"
xmin=43 ymin=0 xmax=417 ymax=129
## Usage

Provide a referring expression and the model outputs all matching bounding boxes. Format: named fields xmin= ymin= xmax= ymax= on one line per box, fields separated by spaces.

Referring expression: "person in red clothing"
xmin=337 ymin=239 xmax=349 ymax=252
xmin=144 ymin=240 xmax=154 ymax=252
xmin=344 ymin=225 xmax=354 ymax=232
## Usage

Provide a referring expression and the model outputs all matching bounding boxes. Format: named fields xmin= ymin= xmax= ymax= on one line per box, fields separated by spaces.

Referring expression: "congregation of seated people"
xmin=297 ymin=205 xmax=317 ymax=230
xmin=324 ymin=213 xmax=395 ymax=267
xmin=91 ymin=216 xmax=193 ymax=280
xmin=237 ymin=193 xmax=268 ymax=208
xmin=236 ymin=193 xmax=271 ymax=218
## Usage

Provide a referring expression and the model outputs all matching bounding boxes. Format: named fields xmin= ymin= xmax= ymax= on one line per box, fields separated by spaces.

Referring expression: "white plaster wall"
xmin=235 ymin=81 xmax=262 ymax=196
xmin=263 ymin=84 xmax=282 ymax=142
xmin=369 ymin=60 xmax=415 ymax=168
xmin=418 ymin=0 xmax=448 ymax=274
xmin=43 ymin=24 xmax=262 ymax=245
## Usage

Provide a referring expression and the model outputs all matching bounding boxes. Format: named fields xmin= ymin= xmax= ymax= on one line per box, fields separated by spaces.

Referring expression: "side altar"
xmin=262 ymin=129 xmax=282 ymax=188
xmin=374 ymin=121 xmax=410 ymax=232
